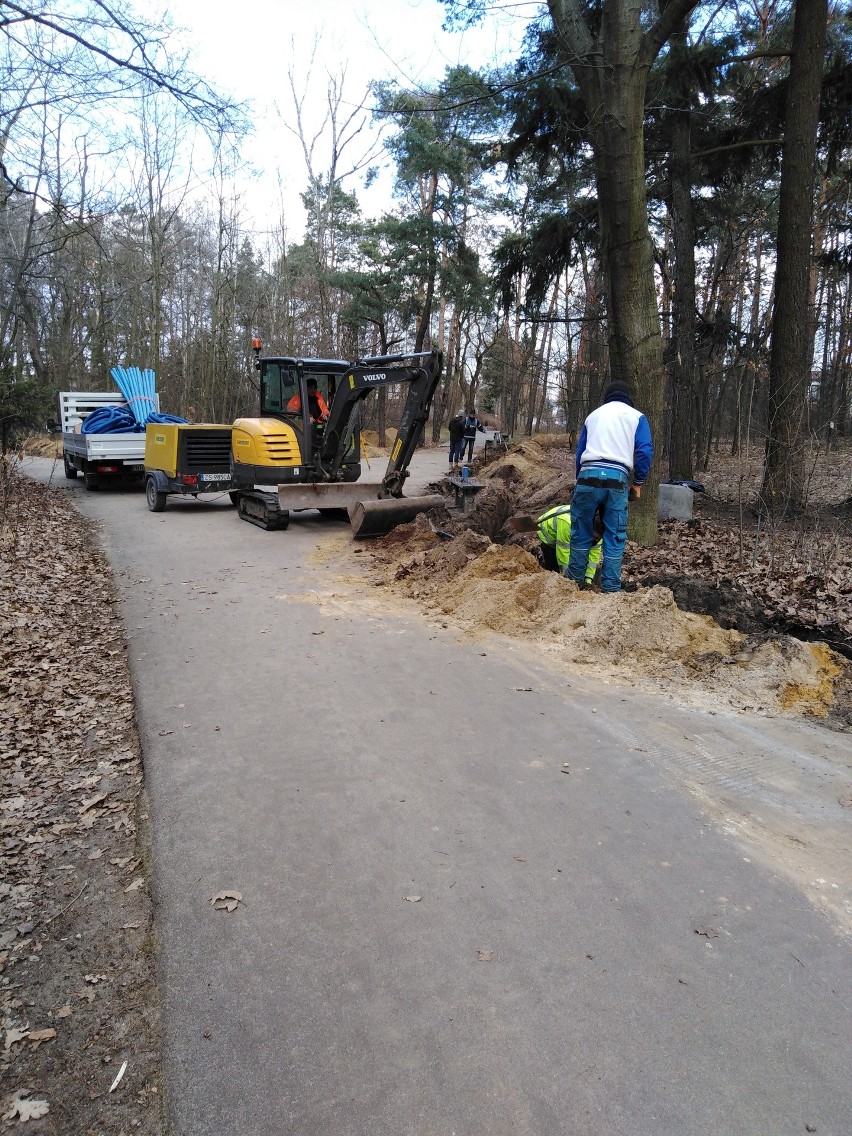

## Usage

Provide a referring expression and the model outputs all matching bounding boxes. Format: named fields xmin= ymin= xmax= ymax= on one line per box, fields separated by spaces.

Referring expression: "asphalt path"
xmin=25 ymin=454 xmax=852 ymax=1136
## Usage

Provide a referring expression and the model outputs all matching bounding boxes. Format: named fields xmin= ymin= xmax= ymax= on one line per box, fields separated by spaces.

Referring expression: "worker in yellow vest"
xmin=510 ymin=505 xmax=603 ymax=586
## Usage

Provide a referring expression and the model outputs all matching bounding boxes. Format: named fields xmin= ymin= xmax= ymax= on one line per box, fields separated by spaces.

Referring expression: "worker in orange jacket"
xmin=287 ymin=378 xmax=329 ymax=422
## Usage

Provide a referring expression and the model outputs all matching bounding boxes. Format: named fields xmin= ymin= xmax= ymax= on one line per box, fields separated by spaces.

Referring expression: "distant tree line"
xmin=1 ymin=1 xmax=849 ymax=534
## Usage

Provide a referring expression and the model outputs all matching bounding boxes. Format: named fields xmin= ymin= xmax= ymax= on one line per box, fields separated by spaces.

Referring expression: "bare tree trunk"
xmin=760 ymin=0 xmax=828 ymax=512
xmin=547 ymin=0 xmax=699 ymax=543
xmin=666 ymin=23 xmax=696 ymax=480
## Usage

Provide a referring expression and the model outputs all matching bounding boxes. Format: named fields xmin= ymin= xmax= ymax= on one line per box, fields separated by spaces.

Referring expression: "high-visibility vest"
xmin=536 ymin=505 xmax=602 ymax=579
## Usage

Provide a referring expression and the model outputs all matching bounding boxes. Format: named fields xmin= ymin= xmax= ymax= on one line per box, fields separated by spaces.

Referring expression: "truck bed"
xmin=62 ymin=431 xmax=147 ymax=463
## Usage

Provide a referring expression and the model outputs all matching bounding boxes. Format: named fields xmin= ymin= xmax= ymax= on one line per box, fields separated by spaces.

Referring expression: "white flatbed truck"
xmin=58 ymin=391 xmax=157 ymax=490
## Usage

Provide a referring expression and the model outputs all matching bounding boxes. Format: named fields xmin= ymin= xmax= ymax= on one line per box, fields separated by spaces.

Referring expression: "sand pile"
xmin=370 ymin=523 xmax=846 ymax=720
xmin=477 ymin=434 xmax=575 ymax=514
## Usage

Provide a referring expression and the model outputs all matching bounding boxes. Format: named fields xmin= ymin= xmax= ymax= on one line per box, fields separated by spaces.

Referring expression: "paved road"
xmin=26 ymin=456 xmax=852 ymax=1136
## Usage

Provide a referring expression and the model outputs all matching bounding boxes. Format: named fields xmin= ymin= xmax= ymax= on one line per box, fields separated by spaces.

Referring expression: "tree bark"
xmin=760 ymin=0 xmax=828 ymax=513
xmin=547 ymin=0 xmax=699 ymax=543
xmin=666 ymin=25 xmax=696 ymax=481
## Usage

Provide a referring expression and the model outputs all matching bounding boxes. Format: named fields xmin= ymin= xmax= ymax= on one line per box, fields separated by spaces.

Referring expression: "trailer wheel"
xmin=63 ymin=454 xmax=78 ymax=480
xmin=83 ymin=472 xmax=99 ymax=491
xmin=145 ymin=476 xmax=167 ymax=512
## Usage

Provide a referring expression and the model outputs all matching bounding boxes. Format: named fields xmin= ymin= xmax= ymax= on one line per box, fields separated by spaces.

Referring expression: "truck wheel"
xmin=83 ymin=472 xmax=99 ymax=491
xmin=145 ymin=476 xmax=167 ymax=512
xmin=63 ymin=455 xmax=78 ymax=480
xmin=229 ymin=491 xmax=242 ymax=507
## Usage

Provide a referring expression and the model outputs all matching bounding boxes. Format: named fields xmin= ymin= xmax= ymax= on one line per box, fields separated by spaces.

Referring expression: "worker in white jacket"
xmin=567 ymin=380 xmax=654 ymax=593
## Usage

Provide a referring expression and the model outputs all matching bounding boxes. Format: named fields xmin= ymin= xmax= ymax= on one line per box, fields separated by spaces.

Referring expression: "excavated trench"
xmin=366 ymin=436 xmax=851 ymax=728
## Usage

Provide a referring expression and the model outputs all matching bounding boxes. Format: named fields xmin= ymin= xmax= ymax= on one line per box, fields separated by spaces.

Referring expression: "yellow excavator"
xmin=230 ymin=343 xmax=445 ymax=536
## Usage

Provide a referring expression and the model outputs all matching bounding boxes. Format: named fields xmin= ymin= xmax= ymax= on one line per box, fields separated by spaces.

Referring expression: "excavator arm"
xmin=318 ymin=349 xmax=443 ymax=495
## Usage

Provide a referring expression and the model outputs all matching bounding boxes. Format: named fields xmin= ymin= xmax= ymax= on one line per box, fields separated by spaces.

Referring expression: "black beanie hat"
xmin=602 ymin=379 xmax=633 ymax=404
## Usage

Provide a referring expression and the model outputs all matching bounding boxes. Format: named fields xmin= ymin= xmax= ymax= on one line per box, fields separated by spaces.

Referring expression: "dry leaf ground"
xmin=1 ymin=460 xmax=162 ymax=1134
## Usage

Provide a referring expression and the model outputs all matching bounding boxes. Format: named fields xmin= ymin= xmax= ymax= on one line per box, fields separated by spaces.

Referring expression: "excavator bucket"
xmin=275 ymin=482 xmax=444 ymax=538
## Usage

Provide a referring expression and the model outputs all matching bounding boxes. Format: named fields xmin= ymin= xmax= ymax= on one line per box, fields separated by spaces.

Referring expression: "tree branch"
xmin=2 ymin=1 xmax=232 ymax=127
xmin=692 ymin=138 xmax=782 ymax=159
xmin=639 ymin=0 xmax=701 ymax=71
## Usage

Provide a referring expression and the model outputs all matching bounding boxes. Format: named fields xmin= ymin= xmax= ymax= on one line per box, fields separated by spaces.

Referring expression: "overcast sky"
xmin=167 ymin=0 xmax=529 ymax=239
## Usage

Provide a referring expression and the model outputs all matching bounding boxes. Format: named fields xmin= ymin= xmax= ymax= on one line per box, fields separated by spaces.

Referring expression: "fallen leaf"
xmin=695 ymin=925 xmax=720 ymax=939
xmin=80 ymin=791 xmax=109 ymax=813
xmin=210 ymin=890 xmax=243 ymax=913
xmin=514 ymin=687 xmax=534 ymax=692
xmin=4 ymin=1027 xmax=29 ymax=1051
xmin=513 ymin=856 xmax=527 ymax=862
xmin=477 ymin=949 xmax=494 ymax=961
xmin=403 ymin=895 xmax=422 ymax=903
xmin=123 ymin=877 xmax=144 ymax=893
xmin=29 ymin=1027 xmax=57 ymax=1048
xmin=5 ymin=1092 xmax=50 ymax=1122
xmin=109 ymin=1060 xmax=128 ymax=1093
xmin=158 ymin=730 xmax=173 ymax=736
xmin=55 ymin=1006 xmax=72 ymax=1019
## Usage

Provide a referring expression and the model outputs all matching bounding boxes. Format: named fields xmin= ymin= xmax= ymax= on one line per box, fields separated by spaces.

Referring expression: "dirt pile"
xmin=20 ymin=434 xmax=61 ymax=458
xmin=477 ymin=434 xmax=574 ymax=515
xmin=369 ymin=512 xmax=849 ymax=722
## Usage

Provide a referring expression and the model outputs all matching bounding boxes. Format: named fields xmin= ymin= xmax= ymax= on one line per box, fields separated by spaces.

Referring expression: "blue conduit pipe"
xmin=82 ymin=367 xmax=187 ymax=434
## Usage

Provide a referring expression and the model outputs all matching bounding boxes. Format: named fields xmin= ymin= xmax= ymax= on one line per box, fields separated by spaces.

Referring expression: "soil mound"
xmin=479 ymin=434 xmax=574 ymax=515
xmin=370 ymin=523 xmax=848 ymax=722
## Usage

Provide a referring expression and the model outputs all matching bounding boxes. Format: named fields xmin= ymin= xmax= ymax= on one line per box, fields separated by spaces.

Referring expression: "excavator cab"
xmin=261 ymin=364 xmax=337 ymax=424
xmin=231 ymin=356 xmax=357 ymax=493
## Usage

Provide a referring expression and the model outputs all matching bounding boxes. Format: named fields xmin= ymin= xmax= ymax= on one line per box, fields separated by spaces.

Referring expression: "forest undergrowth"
xmin=1 ymin=460 xmax=162 ymax=1134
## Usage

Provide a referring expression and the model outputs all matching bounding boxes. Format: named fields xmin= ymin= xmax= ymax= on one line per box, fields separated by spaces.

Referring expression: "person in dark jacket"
xmin=448 ymin=413 xmax=466 ymax=472
xmin=461 ymin=408 xmax=485 ymax=463
xmin=567 ymin=380 xmax=653 ymax=593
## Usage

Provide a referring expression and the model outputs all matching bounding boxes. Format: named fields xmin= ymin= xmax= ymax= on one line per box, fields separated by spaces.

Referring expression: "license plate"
xmin=200 ymin=473 xmax=231 ymax=482
xmin=128 ymin=464 xmax=144 ymax=471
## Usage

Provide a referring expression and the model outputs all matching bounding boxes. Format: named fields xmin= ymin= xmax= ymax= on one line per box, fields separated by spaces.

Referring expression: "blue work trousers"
xmin=568 ymin=479 xmax=629 ymax=592
xmin=449 ymin=439 xmax=464 ymax=463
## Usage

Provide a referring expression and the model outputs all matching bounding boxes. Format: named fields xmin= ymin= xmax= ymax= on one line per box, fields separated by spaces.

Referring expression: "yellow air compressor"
xmin=144 ymin=423 xmax=236 ymax=512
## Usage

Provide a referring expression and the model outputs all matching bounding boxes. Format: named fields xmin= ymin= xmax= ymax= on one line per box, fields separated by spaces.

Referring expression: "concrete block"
xmin=658 ymin=483 xmax=694 ymax=521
